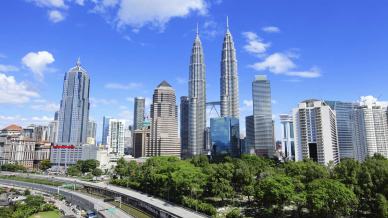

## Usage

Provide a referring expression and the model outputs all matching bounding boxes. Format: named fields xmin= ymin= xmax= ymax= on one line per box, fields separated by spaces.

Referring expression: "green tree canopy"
xmin=306 ymin=179 xmax=358 ymax=217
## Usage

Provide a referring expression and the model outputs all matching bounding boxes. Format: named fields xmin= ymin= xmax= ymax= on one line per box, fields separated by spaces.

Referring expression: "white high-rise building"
xmin=352 ymin=96 xmax=388 ymax=161
xmin=280 ymin=114 xmax=295 ymax=160
xmin=188 ymin=26 xmax=206 ymax=157
xmin=293 ymin=100 xmax=340 ymax=165
xmin=220 ymin=17 xmax=239 ymax=119
xmin=57 ymin=59 xmax=90 ymax=144
xmin=107 ymin=119 xmax=125 ymax=160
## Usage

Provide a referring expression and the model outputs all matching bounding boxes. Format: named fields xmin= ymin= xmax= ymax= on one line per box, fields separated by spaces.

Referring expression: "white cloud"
xmin=286 ymin=68 xmax=321 ymax=78
xmin=251 ymin=53 xmax=321 ymax=78
xmin=242 ymin=32 xmax=270 ymax=54
xmin=0 ymin=53 xmax=6 ymax=58
xmin=31 ymin=116 xmax=53 ymax=122
xmin=251 ymin=52 xmax=296 ymax=73
xmin=359 ymin=96 xmax=388 ymax=107
xmin=115 ymin=0 xmax=208 ymax=30
xmin=0 ymin=73 xmax=39 ymax=104
xmin=262 ymin=26 xmax=280 ymax=33
xmin=0 ymin=64 xmax=19 ymax=72
xmin=105 ymin=82 xmax=143 ymax=90
xmin=90 ymin=97 xmax=118 ymax=107
xmin=176 ymin=77 xmax=186 ymax=85
xmin=243 ymin=100 xmax=253 ymax=107
xmin=48 ymin=10 xmax=65 ymax=23
xmin=74 ymin=0 xmax=85 ymax=6
xmin=31 ymin=99 xmax=60 ymax=112
xmin=30 ymin=0 xmax=66 ymax=8
xmin=22 ymin=51 xmax=55 ymax=80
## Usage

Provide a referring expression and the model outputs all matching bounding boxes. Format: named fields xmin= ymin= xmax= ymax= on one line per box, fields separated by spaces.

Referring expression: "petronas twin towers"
xmin=187 ymin=18 xmax=239 ymax=157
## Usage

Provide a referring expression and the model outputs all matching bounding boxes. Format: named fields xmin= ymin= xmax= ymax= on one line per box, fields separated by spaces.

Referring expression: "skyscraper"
xmin=133 ymin=97 xmax=145 ymax=130
xmin=148 ymin=81 xmax=180 ymax=157
xmin=101 ymin=116 xmax=111 ymax=145
xmin=220 ymin=17 xmax=239 ymax=118
xmin=180 ymin=96 xmax=189 ymax=158
xmin=252 ymin=75 xmax=274 ymax=157
xmin=280 ymin=114 xmax=295 ymax=160
xmin=293 ymin=100 xmax=340 ymax=165
xmin=352 ymin=99 xmax=388 ymax=161
xmin=210 ymin=117 xmax=240 ymax=157
xmin=107 ymin=119 xmax=125 ymax=160
xmin=188 ymin=27 xmax=206 ymax=157
xmin=325 ymin=101 xmax=356 ymax=160
xmin=57 ymin=59 xmax=90 ymax=144
xmin=87 ymin=120 xmax=97 ymax=145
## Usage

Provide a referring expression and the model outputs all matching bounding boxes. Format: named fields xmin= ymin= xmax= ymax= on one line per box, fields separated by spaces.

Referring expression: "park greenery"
xmin=0 ymin=192 xmax=58 ymax=218
xmin=111 ymin=154 xmax=388 ymax=217
xmin=66 ymin=159 xmax=100 ymax=177
xmin=0 ymin=163 xmax=26 ymax=172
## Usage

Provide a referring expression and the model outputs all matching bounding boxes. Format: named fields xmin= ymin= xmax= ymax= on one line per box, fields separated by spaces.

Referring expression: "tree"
xmin=115 ymin=157 xmax=130 ymax=178
xmin=39 ymin=159 xmax=51 ymax=171
xmin=205 ymin=163 xmax=234 ymax=203
xmin=283 ymin=159 xmax=329 ymax=184
xmin=92 ymin=168 xmax=103 ymax=177
xmin=24 ymin=189 xmax=31 ymax=196
xmin=0 ymin=163 xmax=25 ymax=172
xmin=375 ymin=194 xmax=388 ymax=218
xmin=67 ymin=166 xmax=81 ymax=176
xmin=254 ymin=173 xmax=297 ymax=213
xmin=306 ymin=179 xmax=358 ymax=217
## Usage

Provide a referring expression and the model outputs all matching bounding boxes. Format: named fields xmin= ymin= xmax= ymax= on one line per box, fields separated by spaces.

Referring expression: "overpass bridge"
xmin=0 ymin=172 xmax=208 ymax=218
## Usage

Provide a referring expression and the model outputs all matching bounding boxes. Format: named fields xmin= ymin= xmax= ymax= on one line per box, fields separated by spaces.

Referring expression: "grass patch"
xmin=0 ymin=175 xmax=64 ymax=187
xmin=29 ymin=211 xmax=61 ymax=218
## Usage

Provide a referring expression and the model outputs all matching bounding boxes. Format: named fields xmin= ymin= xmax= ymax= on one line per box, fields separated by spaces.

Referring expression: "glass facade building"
xmin=325 ymin=100 xmax=356 ymax=160
xmin=210 ymin=117 xmax=240 ymax=157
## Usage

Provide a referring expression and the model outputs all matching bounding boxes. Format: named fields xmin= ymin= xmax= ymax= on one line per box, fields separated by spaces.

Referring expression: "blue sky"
xmin=0 ymin=0 xmax=387 ymax=140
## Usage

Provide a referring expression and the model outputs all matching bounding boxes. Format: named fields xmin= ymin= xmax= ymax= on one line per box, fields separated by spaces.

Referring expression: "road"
xmin=0 ymin=179 xmax=133 ymax=218
xmin=0 ymin=172 xmax=208 ymax=218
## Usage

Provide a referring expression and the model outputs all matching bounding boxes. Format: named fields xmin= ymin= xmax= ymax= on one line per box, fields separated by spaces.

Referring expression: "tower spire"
xmin=196 ymin=22 xmax=199 ymax=36
xmin=76 ymin=57 xmax=81 ymax=67
xmin=226 ymin=16 xmax=229 ymax=30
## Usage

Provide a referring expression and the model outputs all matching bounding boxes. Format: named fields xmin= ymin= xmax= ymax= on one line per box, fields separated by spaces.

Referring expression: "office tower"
xmin=57 ymin=59 xmax=90 ymax=144
xmin=87 ymin=121 xmax=97 ymax=145
xmin=245 ymin=115 xmax=255 ymax=154
xmin=133 ymin=97 xmax=145 ymax=130
xmin=124 ymin=125 xmax=132 ymax=155
xmin=252 ymin=75 xmax=274 ymax=157
xmin=133 ymin=125 xmax=150 ymax=158
xmin=352 ymin=99 xmax=388 ymax=161
xmin=54 ymin=111 xmax=59 ymax=121
xmin=210 ymin=117 xmax=240 ymax=157
xmin=48 ymin=121 xmax=58 ymax=143
xmin=220 ymin=17 xmax=239 ymax=118
xmin=204 ymin=127 xmax=212 ymax=152
xmin=101 ymin=116 xmax=111 ymax=145
xmin=148 ymin=81 xmax=181 ymax=157
xmin=188 ymin=27 xmax=207 ymax=157
xmin=280 ymin=114 xmax=295 ymax=160
xmin=293 ymin=100 xmax=340 ymax=165
xmin=107 ymin=119 xmax=125 ymax=160
xmin=326 ymin=101 xmax=356 ymax=160
xmin=34 ymin=125 xmax=49 ymax=142
xmin=180 ymin=96 xmax=189 ymax=158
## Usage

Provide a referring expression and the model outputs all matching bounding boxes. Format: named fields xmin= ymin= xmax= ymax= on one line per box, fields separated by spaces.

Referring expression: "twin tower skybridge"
xmin=206 ymin=101 xmax=221 ymax=118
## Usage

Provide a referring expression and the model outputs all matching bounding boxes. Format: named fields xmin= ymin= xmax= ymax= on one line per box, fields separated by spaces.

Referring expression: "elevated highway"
xmin=0 ymin=172 xmax=208 ymax=218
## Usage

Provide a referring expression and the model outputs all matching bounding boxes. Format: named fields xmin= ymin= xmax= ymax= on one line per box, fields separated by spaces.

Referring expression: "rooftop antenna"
xmin=76 ymin=57 xmax=81 ymax=67
xmin=226 ymin=16 xmax=229 ymax=30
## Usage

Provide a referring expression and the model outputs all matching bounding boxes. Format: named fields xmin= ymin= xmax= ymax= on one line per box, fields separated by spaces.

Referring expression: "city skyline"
xmin=0 ymin=0 xmax=388 ymax=141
